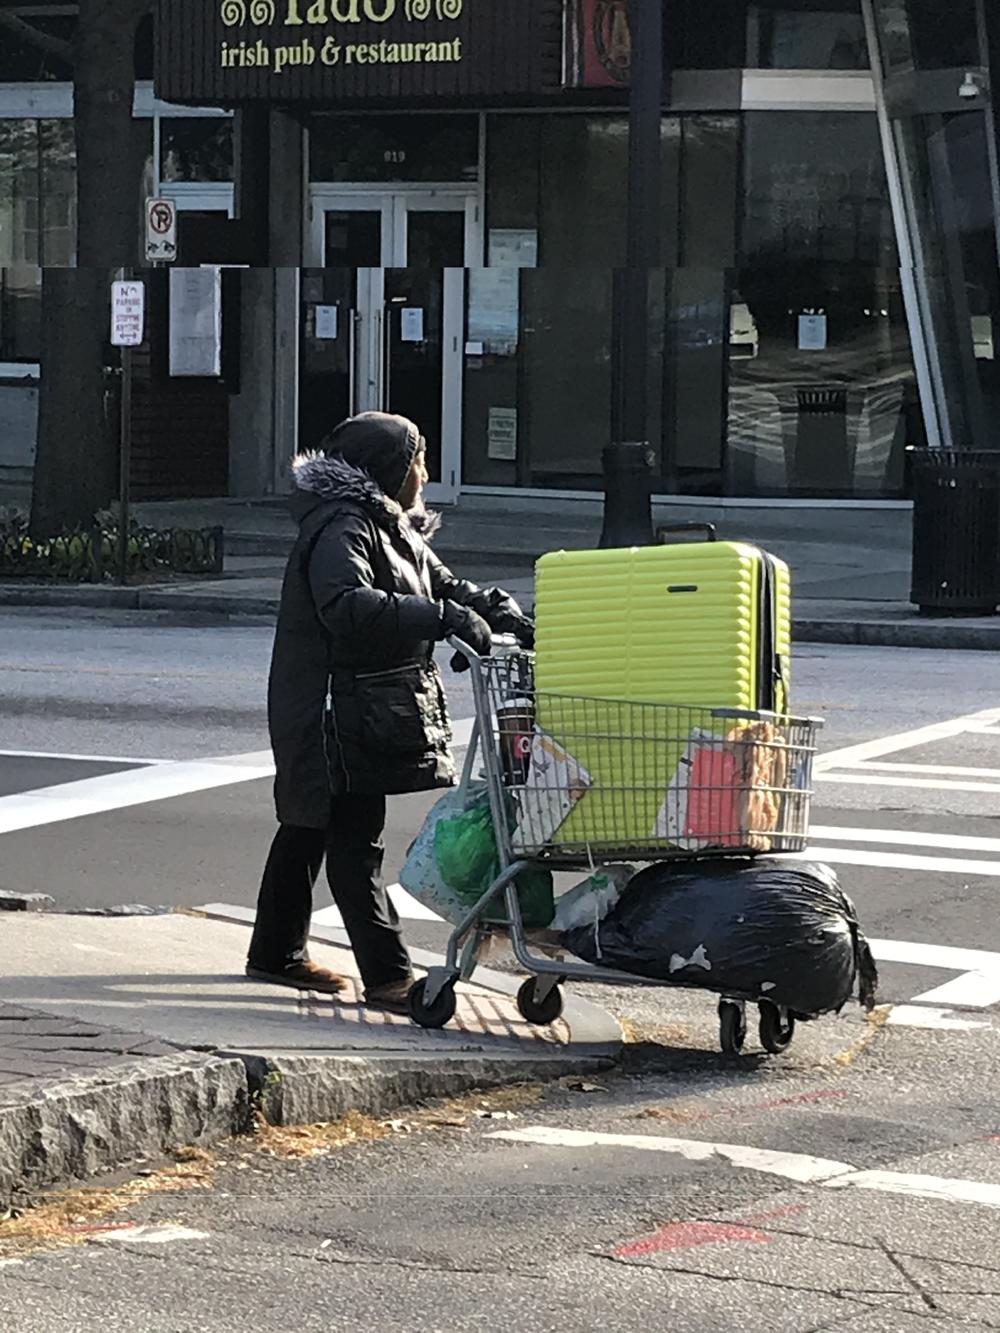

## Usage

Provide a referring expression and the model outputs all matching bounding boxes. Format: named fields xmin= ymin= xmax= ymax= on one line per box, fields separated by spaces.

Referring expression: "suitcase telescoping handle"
xmin=656 ymin=522 xmax=717 ymax=544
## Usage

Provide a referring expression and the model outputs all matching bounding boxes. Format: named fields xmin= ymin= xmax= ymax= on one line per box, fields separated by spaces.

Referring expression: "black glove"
xmin=478 ymin=588 xmax=526 ymax=633
xmin=440 ymin=600 xmax=492 ymax=673
xmin=508 ymin=612 xmax=535 ymax=650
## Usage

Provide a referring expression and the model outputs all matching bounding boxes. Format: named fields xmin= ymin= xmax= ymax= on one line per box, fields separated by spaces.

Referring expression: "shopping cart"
xmin=407 ymin=638 xmax=824 ymax=1054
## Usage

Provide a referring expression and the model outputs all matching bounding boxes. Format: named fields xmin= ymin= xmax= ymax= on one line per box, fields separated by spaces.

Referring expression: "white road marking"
xmin=825 ymin=1171 xmax=1000 ymax=1211
xmin=816 ymin=773 xmax=1000 ymax=794
xmin=869 ymin=939 xmax=1000 ymax=974
xmin=490 ymin=1127 xmax=1000 ymax=1212
xmin=486 ymin=1126 xmax=855 ymax=1184
xmin=848 ymin=762 xmax=1000 ymax=780
xmin=0 ymin=721 xmax=474 ymax=837
xmin=91 ymin=1225 xmax=210 ymax=1245
xmin=911 ymin=971 xmax=1000 ymax=1009
xmin=314 ymin=883 xmax=442 ymax=927
xmin=797 ymin=846 xmax=1000 ymax=877
xmin=812 ymin=826 xmax=1000 ymax=855
xmin=887 ymin=1005 xmax=989 ymax=1031
xmin=0 ymin=756 xmax=275 ymax=835
xmin=815 ymin=706 xmax=1000 ymax=771
xmin=871 ymin=937 xmax=1000 ymax=1014
xmin=0 ymin=748 xmax=168 ymax=766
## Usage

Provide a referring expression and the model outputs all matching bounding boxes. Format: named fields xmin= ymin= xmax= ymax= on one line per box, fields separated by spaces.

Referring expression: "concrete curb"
xmin=0 ymin=584 xmax=280 ymax=618
xmin=197 ymin=902 xmax=625 ymax=1057
xmin=0 ymin=1053 xmax=249 ymax=1208
xmin=794 ymin=618 xmax=1000 ymax=651
xmin=233 ymin=1051 xmax=616 ymax=1127
xmin=5 ymin=581 xmax=999 ymax=649
xmin=0 ymin=1043 xmax=619 ymax=1207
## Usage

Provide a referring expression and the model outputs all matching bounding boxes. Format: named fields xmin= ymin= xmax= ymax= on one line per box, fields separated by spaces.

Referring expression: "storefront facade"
xmin=2 ymin=0 xmax=998 ymax=509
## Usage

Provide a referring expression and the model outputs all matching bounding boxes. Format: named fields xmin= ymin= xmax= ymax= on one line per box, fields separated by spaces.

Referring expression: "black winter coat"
xmin=268 ymin=453 xmax=508 ymax=828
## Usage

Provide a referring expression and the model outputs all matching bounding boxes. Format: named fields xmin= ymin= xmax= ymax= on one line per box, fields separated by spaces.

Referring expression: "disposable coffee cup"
xmin=496 ymin=696 xmax=534 ymax=785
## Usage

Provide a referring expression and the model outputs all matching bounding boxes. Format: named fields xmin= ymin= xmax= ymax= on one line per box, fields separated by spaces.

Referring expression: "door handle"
xmin=347 ymin=309 xmax=359 ymax=418
xmin=382 ymin=303 xmax=391 ymax=410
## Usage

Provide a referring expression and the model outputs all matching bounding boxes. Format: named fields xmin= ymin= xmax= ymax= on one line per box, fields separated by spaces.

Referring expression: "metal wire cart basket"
xmin=408 ymin=641 xmax=823 ymax=1053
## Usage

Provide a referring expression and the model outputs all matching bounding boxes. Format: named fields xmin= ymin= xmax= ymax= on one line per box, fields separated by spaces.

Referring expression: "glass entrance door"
xmin=304 ymin=188 xmax=479 ymax=502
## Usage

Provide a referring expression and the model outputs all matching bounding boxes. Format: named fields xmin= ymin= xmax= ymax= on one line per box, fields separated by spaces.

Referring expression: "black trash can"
xmin=909 ymin=448 xmax=1000 ymax=615
xmin=599 ymin=442 xmax=656 ymax=548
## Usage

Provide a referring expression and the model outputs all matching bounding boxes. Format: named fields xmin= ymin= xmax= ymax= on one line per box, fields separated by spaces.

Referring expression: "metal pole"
xmin=610 ymin=0 xmax=663 ymax=446
xmin=118 ymin=267 xmax=133 ymax=587
xmin=626 ymin=0 xmax=663 ymax=275
xmin=604 ymin=0 xmax=663 ymax=547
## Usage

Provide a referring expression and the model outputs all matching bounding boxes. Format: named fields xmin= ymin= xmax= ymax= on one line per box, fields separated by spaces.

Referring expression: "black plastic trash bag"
xmin=563 ymin=858 xmax=877 ymax=1017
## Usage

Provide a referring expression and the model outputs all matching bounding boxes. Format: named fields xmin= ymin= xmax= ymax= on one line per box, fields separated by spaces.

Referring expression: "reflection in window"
xmin=0 ymin=119 xmax=76 ymax=268
xmin=747 ymin=2 xmax=868 ymax=69
xmin=732 ymin=112 xmax=917 ymax=498
xmin=160 ymin=119 xmax=234 ymax=183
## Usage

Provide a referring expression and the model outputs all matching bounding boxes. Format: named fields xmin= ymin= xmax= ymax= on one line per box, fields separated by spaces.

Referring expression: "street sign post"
xmin=145 ymin=196 xmax=178 ymax=264
xmin=110 ymin=277 xmax=145 ymax=585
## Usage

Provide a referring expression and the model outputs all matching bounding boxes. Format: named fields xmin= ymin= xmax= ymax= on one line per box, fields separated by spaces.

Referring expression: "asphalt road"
xmin=2 ymin=607 xmax=999 ymax=1017
xmin=4 ymin=608 xmax=1000 ymax=1330
xmin=5 ymin=1027 xmax=1000 ymax=1333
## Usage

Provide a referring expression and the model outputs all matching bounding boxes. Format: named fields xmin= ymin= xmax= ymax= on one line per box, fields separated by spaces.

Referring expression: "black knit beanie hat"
xmin=323 ymin=411 xmax=423 ymax=501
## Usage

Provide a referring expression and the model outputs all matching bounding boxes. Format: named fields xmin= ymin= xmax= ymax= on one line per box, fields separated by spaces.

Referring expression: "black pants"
xmin=248 ymin=794 xmax=411 ymax=993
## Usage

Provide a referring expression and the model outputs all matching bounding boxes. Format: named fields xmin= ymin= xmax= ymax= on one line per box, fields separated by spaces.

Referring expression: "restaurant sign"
xmin=155 ymin=0 xmax=563 ymax=103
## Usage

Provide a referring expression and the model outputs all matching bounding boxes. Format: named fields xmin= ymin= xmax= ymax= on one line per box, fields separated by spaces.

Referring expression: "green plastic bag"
xmin=433 ymin=790 xmax=555 ymax=929
xmin=434 ymin=793 xmax=497 ymax=897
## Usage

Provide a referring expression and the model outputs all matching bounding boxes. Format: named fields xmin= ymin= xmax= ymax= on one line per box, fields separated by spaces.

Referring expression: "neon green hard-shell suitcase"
xmin=531 ymin=529 xmax=791 ymax=850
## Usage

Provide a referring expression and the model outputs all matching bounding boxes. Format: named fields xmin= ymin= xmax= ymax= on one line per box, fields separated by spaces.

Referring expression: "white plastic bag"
xmin=551 ymin=864 xmax=636 ymax=935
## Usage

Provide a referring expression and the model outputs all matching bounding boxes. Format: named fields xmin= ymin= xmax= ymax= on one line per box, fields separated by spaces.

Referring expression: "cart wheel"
xmin=758 ymin=1001 xmax=795 ymax=1054
xmin=719 ymin=1000 xmax=747 ymax=1054
xmin=408 ymin=977 xmax=457 ymax=1030
xmin=516 ymin=977 xmax=564 ymax=1026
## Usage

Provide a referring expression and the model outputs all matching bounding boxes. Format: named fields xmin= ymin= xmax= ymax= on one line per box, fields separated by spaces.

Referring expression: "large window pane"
xmin=486 ymin=114 xmax=682 ymax=269
xmin=733 ymin=112 xmax=917 ymax=497
xmin=0 ymin=119 xmax=77 ymax=270
xmin=39 ymin=120 xmax=76 ymax=267
xmin=0 ymin=121 xmax=40 ymax=268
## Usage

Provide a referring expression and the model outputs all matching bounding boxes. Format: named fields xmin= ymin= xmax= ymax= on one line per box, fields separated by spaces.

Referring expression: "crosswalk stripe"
xmin=795 ymin=846 xmax=1000 ymax=877
xmin=488 ymin=1127 xmax=1000 ymax=1211
xmin=486 ymin=1126 xmax=854 ymax=1183
xmin=811 ymin=825 xmax=1000 ymax=855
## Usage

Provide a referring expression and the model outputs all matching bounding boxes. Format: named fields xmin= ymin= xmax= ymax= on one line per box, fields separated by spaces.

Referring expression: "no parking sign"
xmin=145 ymin=197 xmax=178 ymax=263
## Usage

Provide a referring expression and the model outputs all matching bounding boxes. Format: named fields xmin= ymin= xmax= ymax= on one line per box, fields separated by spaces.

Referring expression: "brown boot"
xmin=245 ymin=960 xmax=348 ymax=995
xmin=363 ymin=977 xmax=415 ymax=1015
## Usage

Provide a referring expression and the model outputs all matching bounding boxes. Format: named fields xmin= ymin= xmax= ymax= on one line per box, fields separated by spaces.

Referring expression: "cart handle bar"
xmin=446 ymin=633 xmax=522 ymax=663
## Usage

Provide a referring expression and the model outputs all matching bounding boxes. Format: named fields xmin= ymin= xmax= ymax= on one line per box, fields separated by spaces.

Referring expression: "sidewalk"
xmin=2 ymin=492 xmax=998 ymax=649
xmin=0 ymin=909 xmax=620 ymax=1207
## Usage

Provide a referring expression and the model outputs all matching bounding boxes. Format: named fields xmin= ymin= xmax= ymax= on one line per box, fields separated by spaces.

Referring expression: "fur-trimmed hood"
xmin=290 ymin=452 xmax=440 ymax=539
